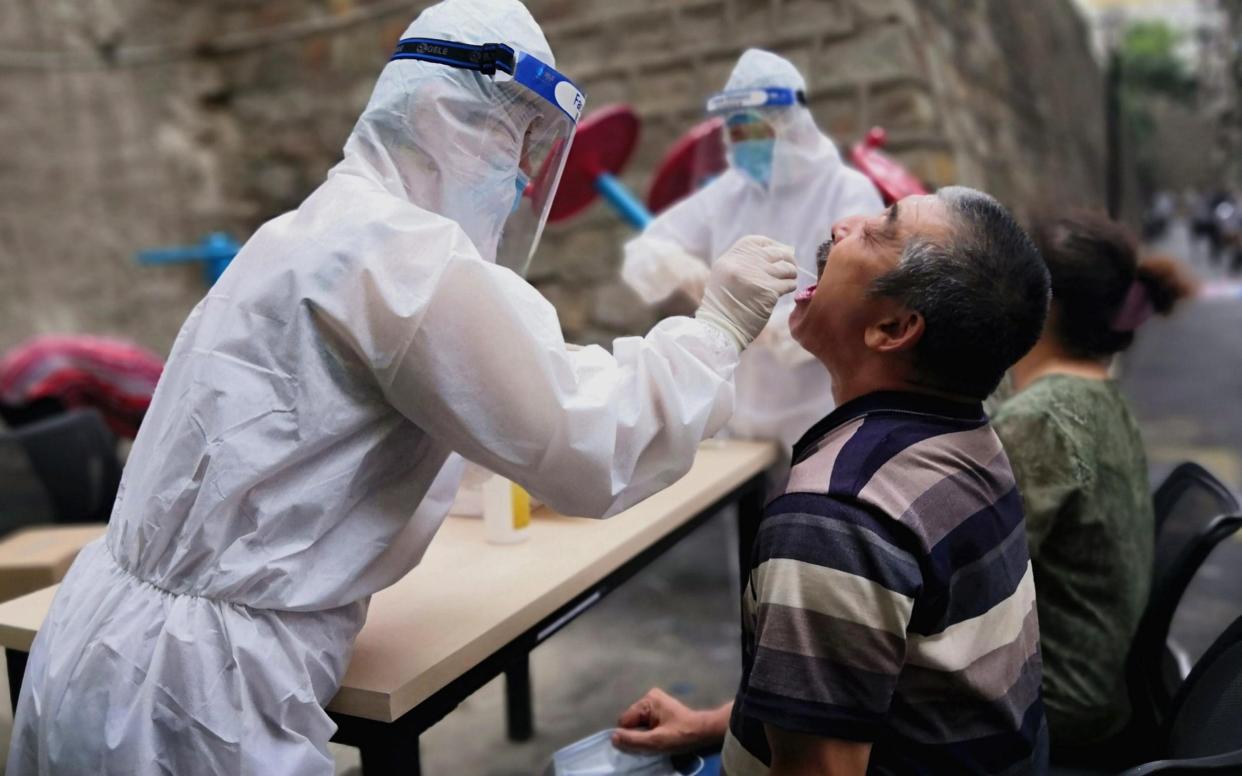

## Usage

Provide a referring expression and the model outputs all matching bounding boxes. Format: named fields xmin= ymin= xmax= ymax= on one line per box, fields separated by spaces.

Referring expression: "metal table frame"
xmin=5 ymin=472 xmax=767 ymax=775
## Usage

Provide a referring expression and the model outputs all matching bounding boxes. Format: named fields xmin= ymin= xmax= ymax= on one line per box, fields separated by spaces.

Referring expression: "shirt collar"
xmin=792 ymin=390 xmax=986 ymax=462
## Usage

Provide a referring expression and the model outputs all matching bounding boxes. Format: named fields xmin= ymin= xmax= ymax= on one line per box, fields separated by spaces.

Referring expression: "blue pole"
xmin=594 ymin=172 xmax=652 ymax=230
xmin=137 ymin=246 xmax=215 ymax=265
xmin=201 ymin=232 xmax=241 ymax=284
xmin=136 ymin=232 xmax=241 ymax=286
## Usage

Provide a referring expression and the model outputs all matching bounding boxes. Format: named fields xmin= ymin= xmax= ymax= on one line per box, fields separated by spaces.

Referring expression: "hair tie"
xmin=1110 ymin=280 xmax=1153 ymax=332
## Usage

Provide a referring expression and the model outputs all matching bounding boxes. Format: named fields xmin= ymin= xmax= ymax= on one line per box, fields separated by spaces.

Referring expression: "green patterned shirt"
xmin=992 ymin=374 xmax=1153 ymax=746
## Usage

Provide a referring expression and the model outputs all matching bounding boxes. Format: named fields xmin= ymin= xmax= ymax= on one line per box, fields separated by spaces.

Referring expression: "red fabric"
xmin=0 ymin=336 xmax=164 ymax=438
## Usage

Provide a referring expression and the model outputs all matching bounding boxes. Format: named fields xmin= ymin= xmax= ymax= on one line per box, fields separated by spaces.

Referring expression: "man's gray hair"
xmin=869 ymin=186 xmax=1050 ymax=398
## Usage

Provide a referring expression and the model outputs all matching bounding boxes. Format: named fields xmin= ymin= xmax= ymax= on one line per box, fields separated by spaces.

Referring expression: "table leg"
xmin=359 ymin=731 xmax=419 ymax=776
xmin=735 ymin=475 xmax=766 ymax=654
xmin=735 ymin=475 xmax=765 ymax=590
xmin=505 ymin=656 xmax=533 ymax=742
xmin=7 ymin=648 xmax=28 ymax=713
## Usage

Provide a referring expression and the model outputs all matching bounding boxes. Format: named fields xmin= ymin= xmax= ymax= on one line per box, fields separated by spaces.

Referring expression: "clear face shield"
xmin=389 ymin=38 xmax=584 ymax=275
xmin=704 ymin=87 xmax=802 ymax=188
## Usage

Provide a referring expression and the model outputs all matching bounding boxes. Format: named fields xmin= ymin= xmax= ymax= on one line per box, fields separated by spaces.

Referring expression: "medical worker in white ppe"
xmin=623 ymin=49 xmax=883 ymax=450
xmin=7 ymin=2 xmax=797 ymax=773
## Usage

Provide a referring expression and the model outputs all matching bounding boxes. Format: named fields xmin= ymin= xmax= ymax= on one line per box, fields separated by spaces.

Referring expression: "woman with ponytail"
xmin=991 ymin=211 xmax=1197 ymax=763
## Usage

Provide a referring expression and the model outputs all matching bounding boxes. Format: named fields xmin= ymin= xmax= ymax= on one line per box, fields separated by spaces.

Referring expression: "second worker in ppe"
xmin=6 ymin=2 xmax=797 ymax=774
xmin=622 ymin=49 xmax=884 ymax=451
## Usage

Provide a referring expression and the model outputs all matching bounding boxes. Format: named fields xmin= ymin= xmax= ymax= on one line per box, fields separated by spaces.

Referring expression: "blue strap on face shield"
xmin=389 ymin=37 xmax=584 ymax=123
xmin=705 ymin=87 xmax=806 ymax=115
xmin=389 ymin=38 xmax=515 ymax=76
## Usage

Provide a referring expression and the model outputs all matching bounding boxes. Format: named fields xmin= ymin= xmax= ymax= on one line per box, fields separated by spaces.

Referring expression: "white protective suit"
xmin=622 ymin=49 xmax=884 ymax=450
xmin=7 ymin=3 xmax=768 ymax=774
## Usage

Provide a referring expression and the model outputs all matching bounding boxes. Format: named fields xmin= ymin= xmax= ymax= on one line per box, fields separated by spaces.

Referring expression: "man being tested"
xmin=616 ymin=189 xmax=1052 ymax=775
xmin=7 ymin=1 xmax=798 ymax=774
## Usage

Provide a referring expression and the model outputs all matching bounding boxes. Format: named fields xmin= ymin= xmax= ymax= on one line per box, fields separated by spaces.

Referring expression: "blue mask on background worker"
xmin=720 ymin=103 xmax=784 ymax=189
xmin=729 ymin=138 xmax=775 ymax=187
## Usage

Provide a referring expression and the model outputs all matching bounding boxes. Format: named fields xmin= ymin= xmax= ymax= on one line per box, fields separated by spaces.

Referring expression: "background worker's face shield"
xmin=389 ymin=38 xmax=584 ymax=275
xmin=705 ymin=87 xmax=802 ymax=188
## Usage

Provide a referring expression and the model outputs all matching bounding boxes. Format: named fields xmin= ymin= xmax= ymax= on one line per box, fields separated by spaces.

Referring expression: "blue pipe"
xmin=137 ymin=232 xmax=241 ymax=286
xmin=594 ymin=172 xmax=652 ymax=229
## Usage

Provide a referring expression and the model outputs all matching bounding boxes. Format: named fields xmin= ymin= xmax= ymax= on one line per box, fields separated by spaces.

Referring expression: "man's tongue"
xmin=795 ymin=284 xmax=817 ymax=303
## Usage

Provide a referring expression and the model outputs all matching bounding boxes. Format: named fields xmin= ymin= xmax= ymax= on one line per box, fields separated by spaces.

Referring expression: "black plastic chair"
xmin=3 ymin=409 xmax=121 ymax=529
xmin=1121 ymin=615 xmax=1242 ymax=774
xmin=0 ymin=433 xmax=58 ymax=536
xmin=1152 ymin=463 xmax=1239 ymax=582
xmin=1143 ymin=464 xmax=1241 ymax=712
xmin=1128 ymin=513 xmax=1242 ymax=744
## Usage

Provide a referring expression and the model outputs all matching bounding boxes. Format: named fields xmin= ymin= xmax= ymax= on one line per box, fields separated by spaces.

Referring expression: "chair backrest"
xmin=1164 ymin=614 xmax=1242 ymax=759
xmin=1129 ymin=514 xmax=1242 ymax=734
xmin=0 ymin=432 xmax=57 ymax=537
xmin=1152 ymin=463 xmax=1239 ymax=586
xmin=13 ymin=409 xmax=121 ymax=524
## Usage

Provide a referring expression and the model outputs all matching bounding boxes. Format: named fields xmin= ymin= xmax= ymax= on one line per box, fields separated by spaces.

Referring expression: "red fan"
xmin=849 ymin=127 xmax=927 ymax=205
xmin=547 ymin=105 xmax=644 ymax=226
xmin=647 ymin=117 xmax=727 ymax=215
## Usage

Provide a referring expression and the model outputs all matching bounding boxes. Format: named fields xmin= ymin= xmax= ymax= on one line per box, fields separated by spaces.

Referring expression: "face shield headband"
xmin=388 ymin=38 xmax=585 ymax=275
xmin=390 ymin=38 xmax=518 ymax=74
xmin=704 ymin=87 xmax=805 ymax=115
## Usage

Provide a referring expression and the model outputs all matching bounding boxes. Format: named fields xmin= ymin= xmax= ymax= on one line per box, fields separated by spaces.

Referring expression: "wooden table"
xmin=0 ymin=525 xmax=106 ymax=604
xmin=0 ymin=440 xmax=777 ymax=774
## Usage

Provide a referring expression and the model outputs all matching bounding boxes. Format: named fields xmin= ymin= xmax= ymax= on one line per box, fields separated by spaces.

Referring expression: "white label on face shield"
xmin=555 ymin=80 xmax=585 ymax=121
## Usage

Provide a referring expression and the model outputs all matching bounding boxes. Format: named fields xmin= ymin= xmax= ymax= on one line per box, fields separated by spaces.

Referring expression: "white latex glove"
xmin=695 ymin=236 xmax=798 ymax=351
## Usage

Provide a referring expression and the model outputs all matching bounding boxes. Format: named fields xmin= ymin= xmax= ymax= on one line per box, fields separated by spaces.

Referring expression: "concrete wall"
xmin=0 ymin=0 xmax=1106 ymax=353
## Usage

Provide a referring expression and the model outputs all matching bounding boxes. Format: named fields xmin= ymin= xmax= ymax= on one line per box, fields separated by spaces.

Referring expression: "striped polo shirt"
xmin=723 ymin=391 xmax=1048 ymax=776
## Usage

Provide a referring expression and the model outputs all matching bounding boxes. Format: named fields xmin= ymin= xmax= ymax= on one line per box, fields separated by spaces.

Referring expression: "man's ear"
xmin=864 ymin=308 xmax=924 ymax=353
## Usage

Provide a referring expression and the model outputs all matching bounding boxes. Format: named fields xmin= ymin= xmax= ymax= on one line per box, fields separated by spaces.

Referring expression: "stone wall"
xmin=0 ymin=0 xmax=1106 ymax=353
xmin=916 ymin=1 xmax=1108 ymax=212
xmin=1212 ymin=0 xmax=1242 ymax=192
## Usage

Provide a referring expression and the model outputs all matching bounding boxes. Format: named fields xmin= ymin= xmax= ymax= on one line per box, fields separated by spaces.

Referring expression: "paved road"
xmin=1122 ymin=219 xmax=1242 ymax=666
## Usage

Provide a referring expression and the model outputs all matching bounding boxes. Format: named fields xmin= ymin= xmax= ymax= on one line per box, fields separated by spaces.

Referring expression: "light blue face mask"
xmin=730 ymin=138 xmax=775 ymax=187
xmin=511 ymin=171 xmax=530 ymax=215
xmin=549 ymin=729 xmax=703 ymax=775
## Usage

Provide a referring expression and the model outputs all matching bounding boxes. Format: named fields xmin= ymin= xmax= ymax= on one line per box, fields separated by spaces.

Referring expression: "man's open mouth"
xmin=795 ymin=284 xmax=817 ymax=303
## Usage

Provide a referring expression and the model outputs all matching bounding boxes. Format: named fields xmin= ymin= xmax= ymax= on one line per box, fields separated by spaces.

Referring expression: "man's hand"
xmin=612 ymin=689 xmax=731 ymax=754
